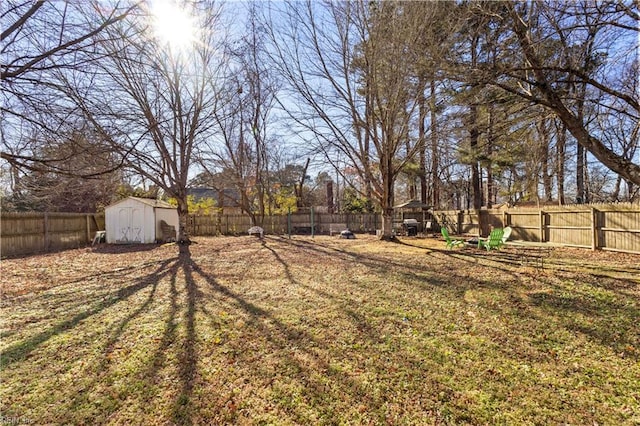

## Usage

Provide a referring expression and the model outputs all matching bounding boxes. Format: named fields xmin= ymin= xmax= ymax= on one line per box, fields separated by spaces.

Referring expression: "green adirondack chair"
xmin=478 ymin=227 xmax=506 ymax=251
xmin=441 ymin=228 xmax=465 ymax=249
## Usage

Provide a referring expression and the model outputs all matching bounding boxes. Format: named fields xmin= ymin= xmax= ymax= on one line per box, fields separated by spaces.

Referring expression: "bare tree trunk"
xmin=380 ymin=150 xmax=396 ymax=241
xmin=176 ymin=196 xmax=190 ymax=244
xmin=576 ymin=139 xmax=585 ymax=204
xmin=419 ymin=141 xmax=427 ymax=206
xmin=326 ymin=181 xmax=334 ymax=213
xmin=556 ymin=120 xmax=566 ymax=205
xmin=406 ymin=139 xmax=416 ymax=200
xmin=584 ymin=156 xmax=591 ymax=203
xmin=540 ymin=118 xmax=553 ymax=202
xmin=470 ymin=103 xmax=482 ymax=211
xmin=470 ymin=34 xmax=482 ymax=212
xmin=296 ymin=158 xmax=310 ymax=208
xmin=363 ymin=78 xmax=374 ymax=213
xmin=429 ymin=79 xmax=439 ymax=208
xmin=485 ymin=105 xmax=494 ymax=208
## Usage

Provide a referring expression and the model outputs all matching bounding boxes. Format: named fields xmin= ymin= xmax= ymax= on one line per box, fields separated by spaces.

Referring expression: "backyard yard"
xmin=1 ymin=235 xmax=639 ymax=425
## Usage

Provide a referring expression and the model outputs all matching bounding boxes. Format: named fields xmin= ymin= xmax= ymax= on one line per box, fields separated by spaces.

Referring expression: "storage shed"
xmin=105 ymin=197 xmax=179 ymax=244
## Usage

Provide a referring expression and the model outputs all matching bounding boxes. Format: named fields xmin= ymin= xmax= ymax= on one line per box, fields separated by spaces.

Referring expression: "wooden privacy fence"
xmin=3 ymin=205 xmax=638 ymax=256
xmin=188 ymin=212 xmax=380 ymax=236
xmin=1 ymin=212 xmax=105 ymax=257
xmin=434 ymin=203 xmax=640 ymax=254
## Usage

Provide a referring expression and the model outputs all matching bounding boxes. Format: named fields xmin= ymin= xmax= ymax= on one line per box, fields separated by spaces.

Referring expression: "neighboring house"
xmin=104 ymin=197 xmax=178 ymax=243
xmin=187 ymin=187 xmax=243 ymax=214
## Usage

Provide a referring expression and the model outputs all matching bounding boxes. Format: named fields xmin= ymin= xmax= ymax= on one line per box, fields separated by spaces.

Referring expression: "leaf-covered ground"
xmin=1 ymin=235 xmax=639 ymax=425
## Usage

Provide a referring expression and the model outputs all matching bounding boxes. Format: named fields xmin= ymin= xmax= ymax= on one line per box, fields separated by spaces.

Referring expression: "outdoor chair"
xmin=425 ymin=221 xmax=434 ymax=236
xmin=159 ymin=220 xmax=176 ymax=243
xmin=478 ymin=228 xmax=505 ymax=251
xmin=441 ymin=228 xmax=465 ymax=249
xmin=92 ymin=230 xmax=106 ymax=246
xmin=502 ymin=226 xmax=512 ymax=243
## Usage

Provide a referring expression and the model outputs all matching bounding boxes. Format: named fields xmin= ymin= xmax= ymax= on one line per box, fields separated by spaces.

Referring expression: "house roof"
xmin=187 ymin=187 xmax=241 ymax=207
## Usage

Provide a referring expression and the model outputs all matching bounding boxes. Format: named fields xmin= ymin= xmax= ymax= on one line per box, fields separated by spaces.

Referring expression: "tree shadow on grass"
xmin=248 ymin=242 xmax=498 ymax=422
xmin=64 ymin=245 xmax=200 ymax=425
xmin=274 ymin=236 xmax=522 ymax=295
xmin=417 ymin=243 xmax=640 ymax=360
xmin=528 ymin=289 xmax=640 ymax=360
xmin=183 ymin=246 xmax=404 ymax=424
xmin=91 ymin=243 xmax=165 ymax=254
xmin=270 ymin=237 xmax=640 ymax=362
xmin=0 ymin=256 xmax=179 ymax=368
xmin=168 ymin=245 xmax=198 ymax=426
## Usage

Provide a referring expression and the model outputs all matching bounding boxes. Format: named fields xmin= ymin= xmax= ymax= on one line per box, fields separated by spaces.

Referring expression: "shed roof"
xmin=107 ymin=196 xmax=176 ymax=210
xmin=393 ymin=199 xmax=431 ymax=209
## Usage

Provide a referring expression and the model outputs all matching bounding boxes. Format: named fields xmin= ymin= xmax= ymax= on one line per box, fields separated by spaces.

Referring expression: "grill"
xmin=403 ymin=219 xmax=419 ymax=236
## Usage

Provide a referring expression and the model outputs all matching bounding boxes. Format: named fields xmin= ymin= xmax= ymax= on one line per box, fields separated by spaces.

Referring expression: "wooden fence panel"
xmin=1 ymin=213 xmax=45 ymax=256
xmin=4 ymin=205 xmax=638 ymax=256
xmin=263 ymin=215 xmax=287 ymax=235
xmin=337 ymin=213 xmax=378 ymax=233
xmin=1 ymin=212 xmax=104 ymax=257
xmin=222 ymin=215 xmax=254 ymax=234
xmin=505 ymin=210 xmax=541 ymax=241
xmin=435 ymin=204 xmax=640 ymax=254
xmin=47 ymin=214 xmax=88 ymax=251
xmin=546 ymin=209 xmax=592 ymax=248
xmin=189 ymin=215 xmax=218 ymax=236
xmin=433 ymin=210 xmax=460 ymax=234
xmin=598 ymin=207 xmax=640 ymax=253
xmin=460 ymin=211 xmax=479 ymax=235
xmin=186 ymin=212 xmax=380 ymax=236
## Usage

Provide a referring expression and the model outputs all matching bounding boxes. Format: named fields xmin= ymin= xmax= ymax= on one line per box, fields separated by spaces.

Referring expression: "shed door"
xmin=117 ymin=207 xmax=144 ymax=243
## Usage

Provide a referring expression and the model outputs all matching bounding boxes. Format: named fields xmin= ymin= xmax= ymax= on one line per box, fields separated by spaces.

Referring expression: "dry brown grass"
xmin=1 ymin=235 xmax=639 ymax=425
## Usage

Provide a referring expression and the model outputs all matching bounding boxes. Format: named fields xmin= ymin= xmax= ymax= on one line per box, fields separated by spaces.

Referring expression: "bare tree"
xmin=198 ymin=2 xmax=279 ymax=225
xmin=266 ymin=0 xmax=433 ymax=239
xmin=1 ymin=0 xmax=137 ymax=174
xmin=487 ymin=1 xmax=640 ymax=187
xmin=50 ymin=0 xmax=227 ymax=243
xmin=2 ymin=127 xmax=122 ymax=212
xmin=199 ymin=83 xmax=262 ymax=224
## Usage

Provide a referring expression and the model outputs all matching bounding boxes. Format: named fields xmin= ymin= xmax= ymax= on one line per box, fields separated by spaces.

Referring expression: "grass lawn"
xmin=1 ymin=235 xmax=639 ymax=425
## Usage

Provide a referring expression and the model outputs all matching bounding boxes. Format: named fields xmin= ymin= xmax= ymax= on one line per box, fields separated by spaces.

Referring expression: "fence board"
xmin=598 ymin=208 xmax=640 ymax=253
xmin=186 ymin=212 xmax=380 ymax=236
xmin=3 ymin=205 xmax=638 ymax=256
xmin=1 ymin=212 xmax=104 ymax=257
xmin=433 ymin=204 xmax=640 ymax=254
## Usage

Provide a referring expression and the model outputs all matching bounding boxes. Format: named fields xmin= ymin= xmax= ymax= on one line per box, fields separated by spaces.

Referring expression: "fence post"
xmin=591 ymin=207 xmax=598 ymax=251
xmin=86 ymin=215 xmax=92 ymax=244
xmin=311 ymin=207 xmax=315 ymax=238
xmin=43 ymin=212 xmax=49 ymax=251
xmin=539 ymin=210 xmax=545 ymax=242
